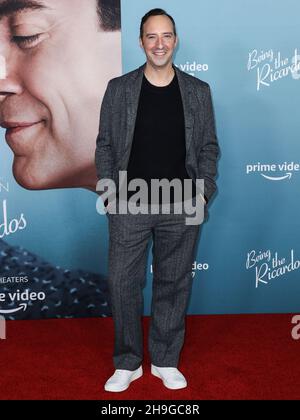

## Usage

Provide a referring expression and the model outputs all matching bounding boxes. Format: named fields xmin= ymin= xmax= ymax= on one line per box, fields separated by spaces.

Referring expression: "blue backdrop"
xmin=121 ymin=0 xmax=300 ymax=314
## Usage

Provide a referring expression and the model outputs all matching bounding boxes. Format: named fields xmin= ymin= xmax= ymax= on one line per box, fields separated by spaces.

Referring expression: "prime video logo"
xmin=175 ymin=61 xmax=209 ymax=76
xmin=246 ymin=161 xmax=299 ymax=181
xmin=0 ymin=289 xmax=46 ymax=315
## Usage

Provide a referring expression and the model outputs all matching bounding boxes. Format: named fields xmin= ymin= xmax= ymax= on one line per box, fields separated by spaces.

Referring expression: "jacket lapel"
xmin=121 ymin=63 xmax=145 ymax=170
xmin=174 ymin=65 xmax=195 ymax=155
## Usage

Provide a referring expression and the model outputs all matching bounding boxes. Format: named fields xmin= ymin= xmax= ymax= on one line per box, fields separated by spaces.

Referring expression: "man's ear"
xmin=174 ymin=35 xmax=179 ymax=48
xmin=139 ymin=36 xmax=144 ymax=49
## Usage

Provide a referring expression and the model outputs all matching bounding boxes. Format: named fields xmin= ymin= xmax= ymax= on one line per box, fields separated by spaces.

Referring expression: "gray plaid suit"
xmin=95 ymin=62 xmax=219 ymax=369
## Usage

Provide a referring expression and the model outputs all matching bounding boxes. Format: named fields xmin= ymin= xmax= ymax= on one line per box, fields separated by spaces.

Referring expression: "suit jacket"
xmin=95 ymin=62 xmax=219 ymax=217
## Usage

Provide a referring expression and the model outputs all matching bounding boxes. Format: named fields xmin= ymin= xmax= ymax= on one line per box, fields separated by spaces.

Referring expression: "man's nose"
xmin=155 ymin=36 xmax=164 ymax=49
xmin=0 ymin=55 xmax=22 ymax=101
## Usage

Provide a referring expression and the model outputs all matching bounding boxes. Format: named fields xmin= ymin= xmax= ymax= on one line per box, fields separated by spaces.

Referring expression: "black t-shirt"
xmin=122 ymin=71 xmax=196 ymax=205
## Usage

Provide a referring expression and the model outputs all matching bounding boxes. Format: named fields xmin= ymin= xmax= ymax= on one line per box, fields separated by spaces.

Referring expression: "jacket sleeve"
xmin=94 ymin=81 xmax=118 ymax=207
xmin=198 ymin=84 xmax=220 ymax=203
xmin=95 ymin=80 xmax=115 ymax=182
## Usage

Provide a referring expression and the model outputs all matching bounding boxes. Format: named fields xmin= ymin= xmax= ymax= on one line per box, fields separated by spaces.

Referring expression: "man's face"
xmin=0 ymin=0 xmax=121 ymax=190
xmin=140 ymin=15 xmax=177 ymax=69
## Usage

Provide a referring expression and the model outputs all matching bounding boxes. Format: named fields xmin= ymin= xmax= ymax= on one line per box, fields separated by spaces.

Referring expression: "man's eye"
xmin=12 ymin=34 xmax=41 ymax=48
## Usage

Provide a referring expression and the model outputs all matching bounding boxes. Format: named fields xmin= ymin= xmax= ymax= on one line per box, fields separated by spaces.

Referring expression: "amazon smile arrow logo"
xmin=261 ymin=172 xmax=292 ymax=181
xmin=0 ymin=303 xmax=27 ymax=314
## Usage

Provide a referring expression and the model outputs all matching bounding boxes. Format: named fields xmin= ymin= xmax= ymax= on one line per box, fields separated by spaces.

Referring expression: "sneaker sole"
xmin=151 ymin=366 xmax=187 ymax=390
xmin=104 ymin=367 xmax=143 ymax=392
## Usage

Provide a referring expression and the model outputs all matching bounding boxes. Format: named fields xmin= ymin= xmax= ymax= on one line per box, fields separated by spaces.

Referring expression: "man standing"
xmin=95 ymin=8 xmax=219 ymax=392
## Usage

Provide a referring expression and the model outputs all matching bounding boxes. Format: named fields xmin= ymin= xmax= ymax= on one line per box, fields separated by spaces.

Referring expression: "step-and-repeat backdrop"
xmin=0 ymin=0 xmax=299 ymax=319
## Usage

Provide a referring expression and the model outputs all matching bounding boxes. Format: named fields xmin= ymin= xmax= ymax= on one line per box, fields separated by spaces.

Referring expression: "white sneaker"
xmin=104 ymin=366 xmax=143 ymax=392
xmin=151 ymin=364 xmax=187 ymax=390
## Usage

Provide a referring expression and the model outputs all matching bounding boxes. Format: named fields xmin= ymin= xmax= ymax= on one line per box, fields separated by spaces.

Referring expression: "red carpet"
xmin=0 ymin=314 xmax=299 ymax=400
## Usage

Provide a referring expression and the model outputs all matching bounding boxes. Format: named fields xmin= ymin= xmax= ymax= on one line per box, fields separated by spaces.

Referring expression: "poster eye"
xmin=12 ymin=34 xmax=41 ymax=48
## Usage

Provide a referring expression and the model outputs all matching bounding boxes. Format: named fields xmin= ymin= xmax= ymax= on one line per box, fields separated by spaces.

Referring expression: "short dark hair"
xmin=97 ymin=0 xmax=121 ymax=31
xmin=140 ymin=8 xmax=177 ymax=38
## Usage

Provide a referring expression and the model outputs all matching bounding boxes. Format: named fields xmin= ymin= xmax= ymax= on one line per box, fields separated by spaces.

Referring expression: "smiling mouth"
xmin=3 ymin=121 xmax=44 ymax=147
xmin=5 ymin=121 xmax=42 ymax=134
